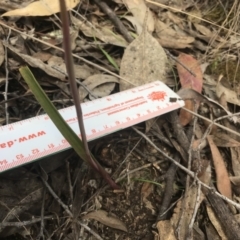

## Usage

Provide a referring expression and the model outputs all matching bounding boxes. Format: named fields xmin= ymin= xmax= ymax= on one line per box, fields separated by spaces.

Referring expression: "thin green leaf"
xmin=20 ymin=66 xmax=119 ymax=189
xmin=99 ymin=47 xmax=119 ymax=71
xmin=19 ymin=66 xmax=88 ymax=160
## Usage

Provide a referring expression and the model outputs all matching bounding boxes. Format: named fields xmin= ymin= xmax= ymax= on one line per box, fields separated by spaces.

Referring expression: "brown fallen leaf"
xmin=177 ymin=88 xmax=240 ymax=124
xmin=123 ymin=0 xmax=155 ymax=34
xmin=230 ymin=176 xmax=240 ymax=185
xmin=207 ymin=135 xmax=232 ymax=199
xmin=2 ymin=0 xmax=79 ymax=17
xmin=71 ymin=16 xmax=128 ymax=47
xmin=216 ymin=80 xmax=240 ymax=106
xmin=231 ymin=147 xmax=240 ymax=176
xmin=141 ymin=182 xmax=155 ymax=214
xmin=193 ymin=23 xmax=214 ymax=38
xmin=213 ymin=132 xmax=240 ymax=147
xmin=3 ymin=43 xmax=65 ymax=80
xmin=155 ymin=20 xmax=194 ymax=49
xmin=206 ymin=204 xmax=228 ymax=240
xmin=79 ymin=74 xmax=119 ymax=101
xmin=83 ymin=210 xmax=128 ymax=232
xmin=177 ymin=53 xmax=203 ymax=126
xmin=0 ymin=40 xmax=4 ymax=67
xmin=120 ymin=27 xmax=168 ymax=90
xmin=47 ymin=55 xmax=96 ymax=80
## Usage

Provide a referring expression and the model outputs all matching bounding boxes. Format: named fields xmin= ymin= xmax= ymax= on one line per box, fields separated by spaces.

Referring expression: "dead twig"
xmin=0 ymin=216 xmax=53 ymax=228
xmin=167 ymin=111 xmax=190 ymax=156
xmin=157 ymin=153 xmax=179 ymax=221
xmin=36 ymin=188 xmax=46 ymax=240
xmin=94 ymin=0 xmax=134 ymax=43
xmin=41 ymin=176 xmax=103 ymax=239
xmin=131 ymin=126 xmax=240 ymax=210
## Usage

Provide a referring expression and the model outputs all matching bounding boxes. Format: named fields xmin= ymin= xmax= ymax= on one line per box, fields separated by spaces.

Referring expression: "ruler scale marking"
xmin=0 ymin=81 xmax=184 ymax=172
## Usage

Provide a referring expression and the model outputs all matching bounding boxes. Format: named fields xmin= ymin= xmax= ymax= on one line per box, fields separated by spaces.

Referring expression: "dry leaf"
xmin=123 ymin=16 xmax=143 ymax=35
xmin=4 ymin=43 xmax=65 ymax=80
xmin=72 ymin=16 xmax=128 ymax=47
xmin=47 ymin=55 xmax=96 ymax=80
xmin=32 ymin=52 xmax=52 ymax=62
xmin=230 ymin=147 xmax=240 ymax=176
xmin=157 ymin=36 xmax=194 ymax=49
xmin=0 ymin=41 xmax=4 ymax=67
xmin=79 ymin=74 xmax=119 ymax=100
xmin=2 ymin=0 xmax=79 ymax=17
xmin=155 ymin=20 xmax=194 ymax=49
xmin=177 ymin=53 xmax=203 ymax=93
xmin=216 ymin=81 xmax=240 ymax=106
xmin=230 ymin=176 xmax=240 ymax=185
xmin=213 ymin=132 xmax=240 ymax=147
xmin=83 ymin=210 xmax=128 ymax=232
xmin=156 ymin=220 xmax=176 ymax=240
xmin=193 ymin=23 xmax=214 ymax=38
xmin=206 ymin=204 xmax=228 ymax=240
xmin=123 ymin=0 xmax=154 ymax=34
xmin=120 ymin=28 xmax=167 ymax=90
xmin=88 ymin=83 xmax=116 ymax=100
xmin=141 ymin=182 xmax=155 ymax=214
xmin=205 ymin=221 xmax=222 ymax=240
xmin=177 ymin=88 xmax=240 ymax=124
xmin=207 ymin=135 xmax=232 ymax=199
xmin=177 ymin=53 xmax=203 ymax=126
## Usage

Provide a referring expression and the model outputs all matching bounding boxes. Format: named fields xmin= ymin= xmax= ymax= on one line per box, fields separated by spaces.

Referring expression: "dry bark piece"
xmin=205 ymin=188 xmax=240 ymax=240
xmin=171 ymin=185 xmax=204 ymax=239
xmin=156 ymin=220 xmax=176 ymax=240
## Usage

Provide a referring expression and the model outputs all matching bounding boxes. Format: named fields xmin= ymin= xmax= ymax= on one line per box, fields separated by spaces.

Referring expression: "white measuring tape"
xmin=0 ymin=81 xmax=184 ymax=173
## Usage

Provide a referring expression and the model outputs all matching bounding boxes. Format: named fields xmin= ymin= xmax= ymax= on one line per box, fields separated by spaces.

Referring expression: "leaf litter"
xmin=1 ymin=0 xmax=240 ymax=239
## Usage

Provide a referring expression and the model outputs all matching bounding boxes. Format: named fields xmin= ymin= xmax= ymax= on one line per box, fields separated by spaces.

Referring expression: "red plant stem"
xmin=59 ymin=0 xmax=119 ymax=189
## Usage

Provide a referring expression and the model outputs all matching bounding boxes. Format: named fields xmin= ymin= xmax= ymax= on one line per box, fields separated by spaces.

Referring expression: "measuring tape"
xmin=0 ymin=81 xmax=184 ymax=173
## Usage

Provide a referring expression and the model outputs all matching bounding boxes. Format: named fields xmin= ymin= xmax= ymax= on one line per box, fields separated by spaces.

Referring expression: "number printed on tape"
xmin=0 ymin=81 xmax=184 ymax=172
